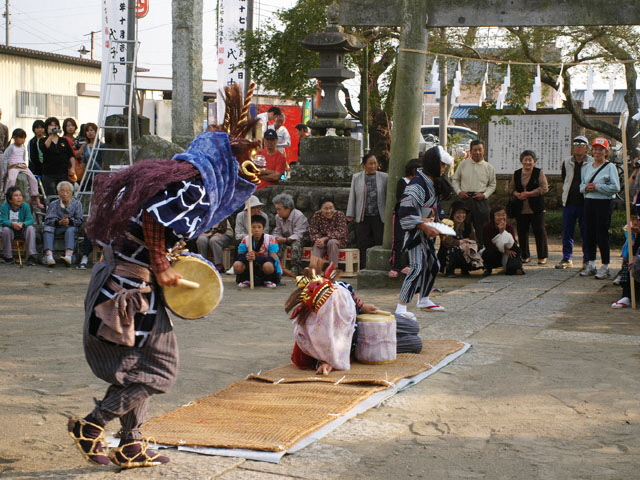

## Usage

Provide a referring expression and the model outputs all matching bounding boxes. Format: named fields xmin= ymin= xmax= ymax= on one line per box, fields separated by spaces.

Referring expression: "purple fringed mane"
xmin=86 ymin=159 xmax=198 ymax=243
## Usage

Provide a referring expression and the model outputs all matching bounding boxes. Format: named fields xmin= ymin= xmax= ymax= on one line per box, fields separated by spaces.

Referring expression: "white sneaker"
xmin=45 ymin=255 xmax=55 ymax=266
xmin=594 ymin=265 xmax=610 ymax=280
xmin=611 ymin=297 xmax=630 ymax=308
xmin=226 ymin=267 xmax=235 ymax=275
xmin=579 ymin=264 xmax=596 ymax=276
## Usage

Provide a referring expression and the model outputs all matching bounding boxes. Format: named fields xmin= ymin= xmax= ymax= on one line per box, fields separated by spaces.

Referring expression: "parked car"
xmin=420 ymin=125 xmax=478 ymax=147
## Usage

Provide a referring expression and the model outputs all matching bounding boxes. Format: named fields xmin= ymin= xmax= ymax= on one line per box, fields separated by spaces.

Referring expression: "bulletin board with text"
xmin=488 ymin=114 xmax=572 ymax=175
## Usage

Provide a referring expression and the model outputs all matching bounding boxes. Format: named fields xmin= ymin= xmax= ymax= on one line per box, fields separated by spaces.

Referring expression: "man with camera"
xmin=556 ymin=135 xmax=593 ymax=269
xmin=38 ymin=117 xmax=76 ymax=196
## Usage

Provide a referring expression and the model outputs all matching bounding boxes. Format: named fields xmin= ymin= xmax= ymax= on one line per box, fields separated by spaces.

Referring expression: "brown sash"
xmin=94 ymin=264 xmax=154 ymax=346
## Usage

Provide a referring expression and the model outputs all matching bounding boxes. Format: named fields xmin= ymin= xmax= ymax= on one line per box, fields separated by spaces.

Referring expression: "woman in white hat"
xmin=234 ymin=195 xmax=270 ymax=242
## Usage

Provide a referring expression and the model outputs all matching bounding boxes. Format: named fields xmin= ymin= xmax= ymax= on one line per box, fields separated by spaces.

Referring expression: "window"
xmin=17 ymin=91 xmax=47 ymax=118
xmin=17 ymin=91 xmax=77 ymax=118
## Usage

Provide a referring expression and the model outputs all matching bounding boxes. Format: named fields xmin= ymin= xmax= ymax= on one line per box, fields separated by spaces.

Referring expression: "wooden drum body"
xmin=163 ymin=254 xmax=223 ymax=319
xmin=355 ymin=312 xmax=397 ymax=365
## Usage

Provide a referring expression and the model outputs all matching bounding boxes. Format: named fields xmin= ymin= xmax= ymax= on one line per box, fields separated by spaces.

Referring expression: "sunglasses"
xmin=573 ymin=142 xmax=587 ymax=146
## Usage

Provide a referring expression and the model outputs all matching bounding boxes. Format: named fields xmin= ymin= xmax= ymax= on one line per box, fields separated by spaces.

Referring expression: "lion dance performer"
xmin=68 ymin=88 xmax=260 ymax=469
xmin=285 ymin=264 xmax=379 ymax=375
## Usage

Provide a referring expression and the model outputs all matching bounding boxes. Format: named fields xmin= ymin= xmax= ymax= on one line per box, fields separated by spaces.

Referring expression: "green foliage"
xmin=238 ymin=0 xmax=331 ymax=99
xmin=545 ymin=209 xmax=628 ymax=247
xmin=544 ymin=210 xmax=564 ymax=237
xmin=610 ymin=210 xmax=630 ymax=247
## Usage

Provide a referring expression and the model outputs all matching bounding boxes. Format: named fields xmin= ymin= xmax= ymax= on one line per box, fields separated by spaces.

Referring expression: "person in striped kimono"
xmin=67 ymin=131 xmax=256 ymax=468
xmin=395 ymin=146 xmax=453 ymax=318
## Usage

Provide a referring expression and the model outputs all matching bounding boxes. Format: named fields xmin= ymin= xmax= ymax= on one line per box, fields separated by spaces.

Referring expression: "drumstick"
xmin=177 ymin=278 xmax=200 ymax=289
xmin=246 ymin=199 xmax=255 ymax=289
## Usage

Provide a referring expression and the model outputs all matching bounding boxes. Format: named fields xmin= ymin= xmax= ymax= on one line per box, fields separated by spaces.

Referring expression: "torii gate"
xmin=338 ymin=0 xmax=640 ymax=249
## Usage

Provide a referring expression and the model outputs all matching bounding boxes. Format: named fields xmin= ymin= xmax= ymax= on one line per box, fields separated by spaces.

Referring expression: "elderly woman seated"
xmin=0 ymin=186 xmax=38 ymax=265
xmin=309 ymin=196 xmax=348 ymax=273
xmin=481 ymin=204 xmax=525 ymax=276
xmin=437 ymin=201 xmax=482 ymax=277
xmin=42 ymin=180 xmax=83 ymax=266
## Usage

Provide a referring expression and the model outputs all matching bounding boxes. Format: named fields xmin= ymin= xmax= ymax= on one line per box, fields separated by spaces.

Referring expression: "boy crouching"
xmin=233 ymin=215 xmax=282 ymax=288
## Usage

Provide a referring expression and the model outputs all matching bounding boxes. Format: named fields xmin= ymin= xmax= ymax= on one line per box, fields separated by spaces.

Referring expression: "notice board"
xmin=488 ymin=114 xmax=572 ymax=175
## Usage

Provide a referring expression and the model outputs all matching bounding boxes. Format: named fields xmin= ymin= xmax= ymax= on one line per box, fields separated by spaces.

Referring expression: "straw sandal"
xmin=109 ymin=439 xmax=170 ymax=468
xmin=67 ymin=417 xmax=111 ymax=466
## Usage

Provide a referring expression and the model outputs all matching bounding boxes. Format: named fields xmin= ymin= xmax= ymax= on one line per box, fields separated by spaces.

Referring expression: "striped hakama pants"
xmin=83 ymin=258 xmax=178 ymax=440
xmin=398 ymin=238 xmax=439 ymax=305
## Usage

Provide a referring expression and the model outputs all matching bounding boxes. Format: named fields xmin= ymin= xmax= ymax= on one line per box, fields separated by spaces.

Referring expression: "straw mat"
xmin=249 ymin=340 xmax=465 ymax=386
xmin=143 ymin=340 xmax=466 ymax=452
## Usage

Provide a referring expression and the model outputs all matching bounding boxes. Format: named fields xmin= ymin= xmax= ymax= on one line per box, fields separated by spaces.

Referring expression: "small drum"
xmin=355 ymin=312 xmax=397 ymax=365
xmin=163 ymin=254 xmax=223 ymax=319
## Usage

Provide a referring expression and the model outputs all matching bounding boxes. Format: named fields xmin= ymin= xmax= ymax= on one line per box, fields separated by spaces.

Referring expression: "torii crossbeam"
xmin=338 ymin=0 xmax=640 ymax=248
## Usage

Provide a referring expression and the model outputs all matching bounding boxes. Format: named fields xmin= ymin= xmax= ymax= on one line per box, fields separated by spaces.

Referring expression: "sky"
xmin=3 ymin=1 xmax=628 ymax=91
xmin=3 ymin=0 xmax=293 ymax=79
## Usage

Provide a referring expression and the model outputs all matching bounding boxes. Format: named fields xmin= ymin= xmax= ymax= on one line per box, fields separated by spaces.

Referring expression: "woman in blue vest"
xmin=508 ymin=150 xmax=549 ymax=265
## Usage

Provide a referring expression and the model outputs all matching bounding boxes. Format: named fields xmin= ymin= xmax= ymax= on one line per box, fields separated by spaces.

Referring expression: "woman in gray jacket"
xmin=346 ymin=153 xmax=388 ymax=269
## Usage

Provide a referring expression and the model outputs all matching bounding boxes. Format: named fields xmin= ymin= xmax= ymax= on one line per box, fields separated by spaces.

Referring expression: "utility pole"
xmin=3 ymin=0 xmax=9 ymax=46
xmin=85 ymin=30 xmax=100 ymax=60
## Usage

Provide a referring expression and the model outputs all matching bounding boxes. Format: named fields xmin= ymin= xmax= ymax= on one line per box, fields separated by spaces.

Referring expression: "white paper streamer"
xmin=604 ymin=75 xmax=616 ymax=110
xmin=528 ymin=65 xmax=542 ymax=111
xmin=478 ymin=64 xmax=488 ymax=106
xmin=430 ymin=57 xmax=440 ymax=100
xmin=583 ymin=65 xmax=595 ymax=110
xmin=496 ymin=64 xmax=510 ymax=110
xmin=451 ymin=61 xmax=462 ymax=106
xmin=553 ymin=64 xmax=566 ymax=109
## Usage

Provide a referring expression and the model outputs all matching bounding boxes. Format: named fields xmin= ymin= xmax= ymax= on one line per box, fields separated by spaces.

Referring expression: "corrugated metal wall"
xmin=0 ymin=54 xmax=101 ymax=134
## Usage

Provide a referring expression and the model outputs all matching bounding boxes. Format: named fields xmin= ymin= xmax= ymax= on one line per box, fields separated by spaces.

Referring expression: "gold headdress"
xmin=209 ymin=82 xmax=262 ymax=184
xmin=285 ymin=264 xmax=342 ymax=319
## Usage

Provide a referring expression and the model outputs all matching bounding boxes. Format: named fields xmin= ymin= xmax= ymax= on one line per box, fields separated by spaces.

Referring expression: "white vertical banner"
xmin=100 ymin=0 xmax=131 ymax=118
xmin=217 ymin=0 xmax=247 ymax=124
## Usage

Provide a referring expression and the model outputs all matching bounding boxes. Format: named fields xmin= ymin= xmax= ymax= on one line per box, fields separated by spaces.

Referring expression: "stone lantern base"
xmin=299 ymin=136 xmax=362 ymax=168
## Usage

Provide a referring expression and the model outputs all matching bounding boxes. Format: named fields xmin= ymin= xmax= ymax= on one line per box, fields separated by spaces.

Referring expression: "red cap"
xmin=592 ymin=137 xmax=610 ymax=149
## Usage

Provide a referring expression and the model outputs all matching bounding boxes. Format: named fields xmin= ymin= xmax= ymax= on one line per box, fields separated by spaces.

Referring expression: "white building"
xmin=0 ymin=45 xmax=102 ymax=135
xmin=0 ymin=44 xmax=296 ymax=142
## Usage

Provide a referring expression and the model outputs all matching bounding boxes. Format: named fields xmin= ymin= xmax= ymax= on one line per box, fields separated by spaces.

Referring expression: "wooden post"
xmin=381 ymin=0 xmax=429 ymax=248
xmin=246 ymin=199 xmax=255 ymax=289
xmin=620 ymin=112 xmax=635 ymax=308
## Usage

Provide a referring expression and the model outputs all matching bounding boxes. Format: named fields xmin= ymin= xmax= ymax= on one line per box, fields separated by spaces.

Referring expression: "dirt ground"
xmin=0 ymin=238 xmax=638 ymax=479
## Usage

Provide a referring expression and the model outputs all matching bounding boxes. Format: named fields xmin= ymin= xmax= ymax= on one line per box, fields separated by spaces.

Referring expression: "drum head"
xmin=356 ymin=312 xmax=395 ymax=323
xmin=164 ymin=256 xmax=223 ymax=319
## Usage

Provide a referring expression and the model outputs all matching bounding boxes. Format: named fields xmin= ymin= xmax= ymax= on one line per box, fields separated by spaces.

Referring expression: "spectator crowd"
xmin=1 ymin=114 xmax=105 ymax=268
xmin=1 ymin=108 xmax=632 ymax=312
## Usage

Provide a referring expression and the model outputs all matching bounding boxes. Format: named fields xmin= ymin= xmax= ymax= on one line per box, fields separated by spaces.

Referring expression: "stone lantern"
xmin=291 ymin=2 xmax=365 ymax=184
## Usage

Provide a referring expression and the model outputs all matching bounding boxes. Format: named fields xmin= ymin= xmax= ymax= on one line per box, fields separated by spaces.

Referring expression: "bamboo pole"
xmin=246 ymin=199 xmax=254 ymax=289
xmin=620 ymin=112 xmax=635 ymax=308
